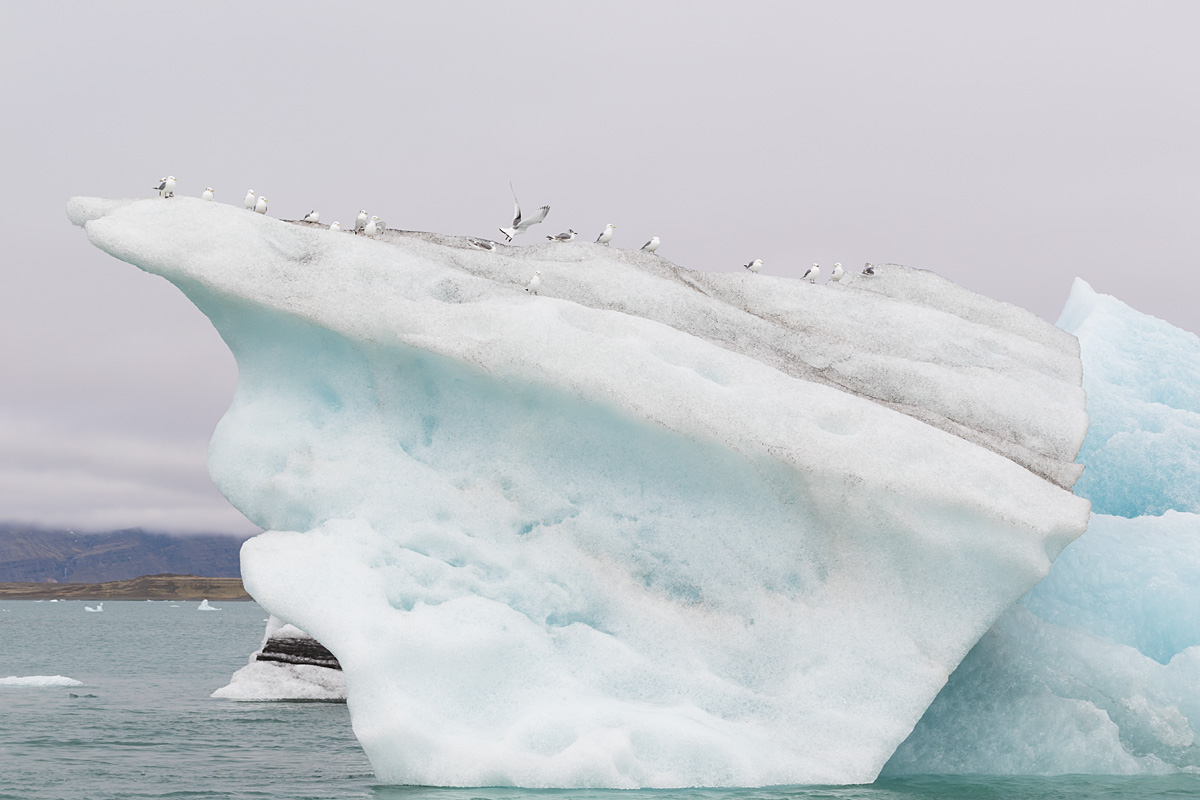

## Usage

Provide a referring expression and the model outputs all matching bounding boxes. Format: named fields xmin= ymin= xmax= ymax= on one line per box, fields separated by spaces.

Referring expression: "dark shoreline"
xmin=0 ymin=573 xmax=252 ymax=601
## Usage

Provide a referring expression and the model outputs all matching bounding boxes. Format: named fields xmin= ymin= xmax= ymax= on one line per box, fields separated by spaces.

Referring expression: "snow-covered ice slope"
xmin=885 ymin=280 xmax=1200 ymax=776
xmin=69 ymin=197 xmax=1089 ymax=787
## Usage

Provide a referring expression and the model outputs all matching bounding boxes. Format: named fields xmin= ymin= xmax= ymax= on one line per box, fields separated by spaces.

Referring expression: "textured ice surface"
xmin=1058 ymin=279 xmax=1200 ymax=517
xmin=70 ymin=197 xmax=1089 ymax=787
xmin=1 ymin=676 xmax=83 ymax=687
xmin=886 ymin=281 xmax=1200 ymax=776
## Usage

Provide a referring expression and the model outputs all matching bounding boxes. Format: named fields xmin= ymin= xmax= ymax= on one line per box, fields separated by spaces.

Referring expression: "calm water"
xmin=1 ymin=600 xmax=1196 ymax=800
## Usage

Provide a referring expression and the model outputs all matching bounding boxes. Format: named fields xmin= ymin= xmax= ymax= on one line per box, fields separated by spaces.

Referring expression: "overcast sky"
xmin=2 ymin=2 xmax=1197 ymax=534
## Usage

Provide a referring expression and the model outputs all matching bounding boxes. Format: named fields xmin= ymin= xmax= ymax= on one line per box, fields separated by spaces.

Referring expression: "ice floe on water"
xmin=197 ymin=599 xmax=220 ymax=611
xmin=1 ymin=676 xmax=84 ymax=688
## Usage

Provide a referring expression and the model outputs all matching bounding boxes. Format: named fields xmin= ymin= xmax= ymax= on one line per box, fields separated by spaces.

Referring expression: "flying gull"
xmin=596 ymin=224 xmax=616 ymax=244
xmin=303 ymin=210 xmax=320 ymax=223
xmin=743 ymin=258 xmax=763 ymax=273
xmin=546 ymin=229 xmax=578 ymax=242
xmin=525 ymin=271 xmax=542 ymax=295
xmin=802 ymin=263 xmax=820 ymax=284
xmin=153 ymin=176 xmax=176 ymax=198
xmin=830 ymin=263 xmax=844 ymax=283
xmin=243 ymin=190 xmax=256 ymax=210
xmin=202 ymin=187 xmax=214 ymax=202
xmin=254 ymin=195 xmax=268 ymax=214
xmin=499 ymin=185 xmax=550 ymax=242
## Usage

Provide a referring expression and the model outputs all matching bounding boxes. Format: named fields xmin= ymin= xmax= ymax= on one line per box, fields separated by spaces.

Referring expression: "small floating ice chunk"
xmin=2 ymin=676 xmax=83 ymax=687
xmin=84 ymin=603 xmax=103 ymax=612
xmin=197 ymin=599 xmax=221 ymax=611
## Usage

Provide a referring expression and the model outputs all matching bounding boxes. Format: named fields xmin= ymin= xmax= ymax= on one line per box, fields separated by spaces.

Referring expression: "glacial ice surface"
xmin=70 ymin=196 xmax=1089 ymax=787
xmin=884 ymin=279 xmax=1200 ymax=776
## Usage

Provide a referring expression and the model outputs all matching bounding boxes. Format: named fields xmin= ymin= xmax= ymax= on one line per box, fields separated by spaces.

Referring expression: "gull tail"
xmin=499 ymin=227 xmax=517 ymax=242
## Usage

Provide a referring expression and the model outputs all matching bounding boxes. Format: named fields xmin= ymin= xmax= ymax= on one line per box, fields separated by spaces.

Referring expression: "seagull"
xmin=154 ymin=177 xmax=166 ymax=197
xmin=862 ymin=262 xmax=876 ymax=276
xmin=469 ymin=238 xmax=496 ymax=251
xmin=830 ymin=263 xmax=844 ymax=282
xmin=202 ymin=187 xmax=214 ymax=202
xmin=243 ymin=190 xmax=256 ymax=210
xmin=546 ymin=229 xmax=578 ymax=242
xmin=354 ymin=210 xmax=368 ymax=234
xmin=499 ymin=185 xmax=550 ymax=242
xmin=329 ymin=221 xmax=342 ymax=231
xmin=302 ymin=210 xmax=320 ymax=223
xmin=525 ymin=271 xmax=542 ymax=295
xmin=640 ymin=236 xmax=661 ymax=253
xmin=744 ymin=258 xmax=763 ymax=273
xmin=802 ymin=263 xmax=820 ymax=284
xmin=154 ymin=176 xmax=176 ymax=198
xmin=365 ymin=215 xmax=383 ymax=237
xmin=254 ymin=195 xmax=268 ymax=214
xmin=596 ymin=224 xmax=616 ymax=244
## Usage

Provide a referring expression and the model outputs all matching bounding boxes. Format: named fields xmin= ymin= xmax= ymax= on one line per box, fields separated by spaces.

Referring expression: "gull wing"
xmin=516 ymin=205 xmax=550 ymax=231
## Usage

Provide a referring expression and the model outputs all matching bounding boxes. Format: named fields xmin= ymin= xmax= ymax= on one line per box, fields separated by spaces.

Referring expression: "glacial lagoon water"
xmin=1 ymin=599 xmax=1196 ymax=800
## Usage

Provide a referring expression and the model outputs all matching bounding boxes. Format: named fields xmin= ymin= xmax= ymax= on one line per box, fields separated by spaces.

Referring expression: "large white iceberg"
xmin=69 ymin=196 xmax=1090 ymax=787
xmin=884 ymin=280 xmax=1200 ymax=775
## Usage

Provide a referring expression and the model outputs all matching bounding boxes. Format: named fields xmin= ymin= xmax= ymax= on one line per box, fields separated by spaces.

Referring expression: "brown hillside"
xmin=0 ymin=574 xmax=252 ymax=600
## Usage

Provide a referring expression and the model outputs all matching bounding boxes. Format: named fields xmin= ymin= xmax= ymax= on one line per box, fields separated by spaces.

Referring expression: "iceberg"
xmin=1 ymin=675 xmax=83 ymax=687
xmin=213 ymin=616 xmax=346 ymax=702
xmin=70 ymin=196 xmax=1089 ymax=787
xmin=885 ymin=280 xmax=1200 ymax=776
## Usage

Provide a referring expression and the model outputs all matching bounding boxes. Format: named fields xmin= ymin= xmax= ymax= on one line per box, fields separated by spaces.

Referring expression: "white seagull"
xmin=499 ymin=185 xmax=550 ymax=242
xmin=744 ymin=258 xmax=763 ymax=273
xmin=154 ymin=176 xmax=176 ymax=198
xmin=802 ymin=263 xmax=820 ymax=284
xmin=329 ymin=221 xmax=342 ymax=232
xmin=596 ymin=224 xmax=616 ymax=244
xmin=354 ymin=210 xmax=368 ymax=234
xmin=303 ymin=210 xmax=320 ymax=223
xmin=640 ymin=236 xmax=661 ymax=253
xmin=202 ymin=187 xmax=214 ymax=202
xmin=546 ymin=229 xmax=578 ymax=242
xmin=254 ymin=195 xmax=268 ymax=214
xmin=243 ymin=190 xmax=256 ymax=210
xmin=830 ymin=263 xmax=844 ymax=282
xmin=469 ymin=238 xmax=496 ymax=251
xmin=525 ymin=271 xmax=542 ymax=295
xmin=365 ymin=216 xmax=383 ymax=237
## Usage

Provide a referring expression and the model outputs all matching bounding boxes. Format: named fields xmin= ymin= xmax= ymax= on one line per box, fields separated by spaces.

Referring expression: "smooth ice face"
xmin=1058 ymin=279 xmax=1200 ymax=517
xmin=70 ymin=197 xmax=1089 ymax=787
xmin=887 ymin=282 xmax=1200 ymax=776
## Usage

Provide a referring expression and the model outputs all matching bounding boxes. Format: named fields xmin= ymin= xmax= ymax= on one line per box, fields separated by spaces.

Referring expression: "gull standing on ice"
xmin=329 ymin=221 xmax=342 ymax=231
xmin=243 ymin=190 xmax=256 ymax=210
xmin=202 ymin=187 xmax=214 ymax=202
xmin=365 ymin=216 xmax=383 ymax=238
xmin=546 ymin=229 xmax=578 ymax=242
xmin=469 ymin=238 xmax=497 ymax=251
xmin=802 ymin=263 xmax=820 ymax=284
xmin=862 ymin=263 xmax=876 ymax=276
xmin=154 ymin=177 xmax=176 ymax=198
xmin=354 ymin=210 xmax=368 ymax=234
xmin=596 ymin=224 xmax=616 ymax=244
xmin=640 ymin=236 xmax=661 ymax=253
xmin=525 ymin=271 xmax=542 ymax=295
xmin=254 ymin=195 xmax=268 ymax=214
xmin=744 ymin=258 xmax=763 ymax=273
xmin=499 ymin=185 xmax=550 ymax=242
xmin=830 ymin=263 xmax=844 ymax=282
xmin=302 ymin=210 xmax=320 ymax=223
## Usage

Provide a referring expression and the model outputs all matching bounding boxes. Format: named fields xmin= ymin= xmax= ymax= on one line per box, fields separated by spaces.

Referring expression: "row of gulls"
xmin=156 ymin=178 xmax=881 ymax=286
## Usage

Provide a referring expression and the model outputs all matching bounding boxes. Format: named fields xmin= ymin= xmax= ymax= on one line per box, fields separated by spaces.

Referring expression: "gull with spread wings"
xmin=499 ymin=184 xmax=550 ymax=242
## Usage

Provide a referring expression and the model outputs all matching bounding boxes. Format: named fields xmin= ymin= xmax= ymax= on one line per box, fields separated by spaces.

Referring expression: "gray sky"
xmin=2 ymin=2 xmax=1197 ymax=534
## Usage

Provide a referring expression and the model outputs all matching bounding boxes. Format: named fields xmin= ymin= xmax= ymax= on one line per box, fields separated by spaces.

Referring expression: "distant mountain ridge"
xmin=0 ymin=525 xmax=254 ymax=582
